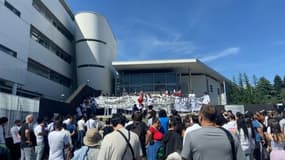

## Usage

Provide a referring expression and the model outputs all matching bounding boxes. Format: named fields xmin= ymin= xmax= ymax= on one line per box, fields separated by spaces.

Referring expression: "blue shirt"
xmin=252 ymin=120 xmax=261 ymax=142
xmin=159 ymin=117 xmax=169 ymax=134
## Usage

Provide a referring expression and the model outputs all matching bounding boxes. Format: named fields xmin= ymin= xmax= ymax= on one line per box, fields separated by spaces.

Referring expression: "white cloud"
xmin=151 ymin=38 xmax=195 ymax=55
xmin=201 ymin=47 xmax=240 ymax=62
xmin=116 ymin=19 xmax=196 ymax=60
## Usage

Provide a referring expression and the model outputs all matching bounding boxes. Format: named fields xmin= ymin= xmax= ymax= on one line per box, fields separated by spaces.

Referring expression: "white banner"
xmin=95 ymin=95 xmax=203 ymax=113
xmin=224 ymin=105 xmax=245 ymax=114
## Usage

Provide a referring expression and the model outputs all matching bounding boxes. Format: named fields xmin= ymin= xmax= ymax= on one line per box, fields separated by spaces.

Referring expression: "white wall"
xmin=75 ymin=12 xmax=116 ymax=94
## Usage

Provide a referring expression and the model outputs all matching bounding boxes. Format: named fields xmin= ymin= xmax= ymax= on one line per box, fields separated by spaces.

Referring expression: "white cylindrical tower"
xmin=75 ymin=12 xmax=116 ymax=94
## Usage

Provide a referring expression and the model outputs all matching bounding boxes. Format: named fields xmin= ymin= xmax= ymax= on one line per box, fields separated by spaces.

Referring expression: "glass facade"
xmin=117 ymin=70 xmax=178 ymax=94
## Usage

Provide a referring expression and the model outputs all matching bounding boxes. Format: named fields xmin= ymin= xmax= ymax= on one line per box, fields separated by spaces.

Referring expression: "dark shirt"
xmin=126 ymin=121 xmax=148 ymax=156
xmin=162 ymin=130 xmax=182 ymax=158
xmin=20 ymin=123 xmax=36 ymax=148
xmin=103 ymin=126 xmax=113 ymax=137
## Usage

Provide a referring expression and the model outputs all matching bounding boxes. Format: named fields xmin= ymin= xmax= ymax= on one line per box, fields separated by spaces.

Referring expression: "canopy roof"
xmin=112 ymin=59 xmax=229 ymax=82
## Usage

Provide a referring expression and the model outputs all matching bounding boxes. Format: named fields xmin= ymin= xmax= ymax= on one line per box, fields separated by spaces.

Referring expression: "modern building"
xmin=113 ymin=59 xmax=228 ymax=105
xmin=0 ymin=0 xmax=228 ymax=105
xmin=0 ymin=0 xmax=116 ymax=101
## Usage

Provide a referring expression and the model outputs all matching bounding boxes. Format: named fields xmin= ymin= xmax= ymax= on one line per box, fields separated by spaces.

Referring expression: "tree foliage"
xmin=229 ymin=74 xmax=285 ymax=104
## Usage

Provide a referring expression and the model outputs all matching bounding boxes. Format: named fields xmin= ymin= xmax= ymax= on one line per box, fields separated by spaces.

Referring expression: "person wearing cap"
xmin=72 ymin=128 xmax=102 ymax=160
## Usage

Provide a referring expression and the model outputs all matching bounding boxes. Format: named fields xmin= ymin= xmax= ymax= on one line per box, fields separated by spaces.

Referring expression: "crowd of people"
xmin=1 ymin=96 xmax=285 ymax=159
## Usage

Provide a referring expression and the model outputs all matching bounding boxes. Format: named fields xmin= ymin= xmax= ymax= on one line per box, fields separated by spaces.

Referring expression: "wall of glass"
xmin=118 ymin=70 xmax=178 ymax=94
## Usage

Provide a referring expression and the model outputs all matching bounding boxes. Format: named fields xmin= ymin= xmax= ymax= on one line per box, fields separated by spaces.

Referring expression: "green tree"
xmin=281 ymin=88 xmax=285 ymax=103
xmin=256 ymin=77 xmax=273 ymax=104
xmin=243 ymin=73 xmax=252 ymax=104
xmin=253 ymin=75 xmax=258 ymax=87
xmin=251 ymin=75 xmax=259 ymax=104
xmin=273 ymin=75 xmax=283 ymax=95
xmin=228 ymin=76 xmax=240 ymax=104
xmin=238 ymin=73 xmax=245 ymax=103
xmin=283 ymin=76 xmax=285 ymax=88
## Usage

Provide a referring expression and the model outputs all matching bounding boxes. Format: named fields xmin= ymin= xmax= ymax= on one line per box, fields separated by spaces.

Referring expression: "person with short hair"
xmin=97 ymin=113 xmax=143 ymax=160
xmin=20 ymin=114 xmax=37 ymax=160
xmin=85 ymin=114 xmax=97 ymax=130
xmin=181 ymin=105 xmax=244 ymax=160
xmin=48 ymin=120 xmax=70 ymax=160
xmin=10 ymin=119 xmax=22 ymax=160
xmin=34 ymin=118 xmax=46 ymax=160
xmin=77 ymin=116 xmax=86 ymax=148
xmin=126 ymin=112 xmax=148 ymax=157
xmin=252 ymin=112 xmax=266 ymax=160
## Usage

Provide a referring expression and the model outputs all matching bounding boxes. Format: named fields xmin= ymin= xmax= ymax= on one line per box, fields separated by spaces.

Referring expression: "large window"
xmin=27 ymin=58 xmax=72 ymax=88
xmin=32 ymin=0 xmax=74 ymax=41
xmin=30 ymin=25 xmax=72 ymax=64
xmin=0 ymin=43 xmax=17 ymax=57
xmin=4 ymin=0 xmax=21 ymax=17
xmin=119 ymin=71 xmax=177 ymax=93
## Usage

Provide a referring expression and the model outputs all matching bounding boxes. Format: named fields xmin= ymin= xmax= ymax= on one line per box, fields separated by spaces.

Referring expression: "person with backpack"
xmin=126 ymin=112 xmax=148 ymax=157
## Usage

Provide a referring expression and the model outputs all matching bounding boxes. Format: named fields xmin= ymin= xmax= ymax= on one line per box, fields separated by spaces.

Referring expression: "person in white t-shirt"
xmin=223 ymin=114 xmax=237 ymax=134
xmin=34 ymin=118 xmax=47 ymax=160
xmin=201 ymin=92 xmax=211 ymax=105
xmin=85 ymin=115 xmax=97 ymax=130
xmin=183 ymin=115 xmax=201 ymax=146
xmin=48 ymin=121 xmax=70 ymax=160
xmin=10 ymin=120 xmax=22 ymax=160
xmin=77 ymin=116 xmax=86 ymax=148
xmin=279 ymin=112 xmax=285 ymax=135
xmin=188 ymin=90 xmax=196 ymax=112
xmin=147 ymin=93 xmax=154 ymax=108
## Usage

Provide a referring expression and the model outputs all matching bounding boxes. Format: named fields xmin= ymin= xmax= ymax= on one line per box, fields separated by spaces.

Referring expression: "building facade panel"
xmin=29 ymin=40 xmax=72 ymax=78
xmin=0 ymin=52 xmax=27 ymax=85
xmin=5 ymin=0 xmax=33 ymax=23
xmin=41 ymin=0 xmax=75 ymax=34
xmin=77 ymin=67 xmax=112 ymax=94
xmin=30 ymin=14 xmax=74 ymax=56
xmin=24 ymin=71 xmax=71 ymax=101
xmin=75 ymin=12 xmax=116 ymax=50
xmin=0 ymin=2 xmax=30 ymax=62
xmin=76 ymin=41 xmax=112 ymax=66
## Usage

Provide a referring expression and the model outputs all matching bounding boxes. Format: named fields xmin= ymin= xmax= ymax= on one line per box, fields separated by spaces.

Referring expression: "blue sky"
xmin=67 ymin=0 xmax=285 ymax=82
